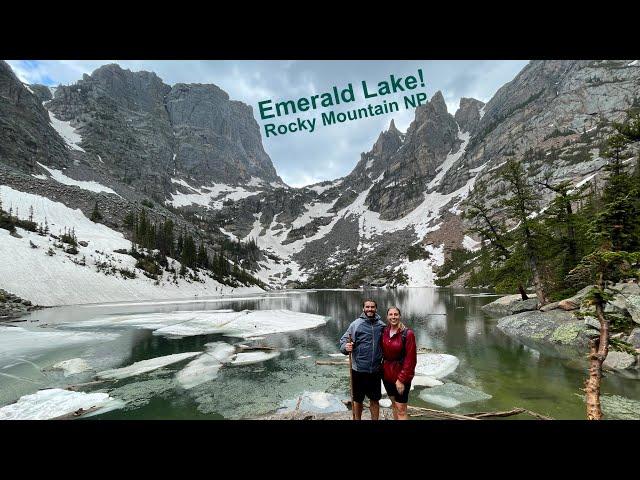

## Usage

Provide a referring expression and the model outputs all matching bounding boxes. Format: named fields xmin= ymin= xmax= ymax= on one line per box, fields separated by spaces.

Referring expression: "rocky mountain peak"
xmin=429 ymin=90 xmax=448 ymax=115
xmin=0 ymin=61 xmax=69 ymax=172
xmin=454 ymin=97 xmax=485 ymax=134
xmin=75 ymin=63 xmax=171 ymax=114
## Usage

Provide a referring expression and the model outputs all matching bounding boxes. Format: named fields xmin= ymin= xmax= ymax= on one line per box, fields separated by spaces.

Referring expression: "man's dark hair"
xmin=362 ymin=298 xmax=377 ymax=308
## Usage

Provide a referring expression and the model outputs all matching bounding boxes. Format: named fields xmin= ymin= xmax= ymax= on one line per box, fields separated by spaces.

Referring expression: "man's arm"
xmin=339 ymin=322 xmax=355 ymax=355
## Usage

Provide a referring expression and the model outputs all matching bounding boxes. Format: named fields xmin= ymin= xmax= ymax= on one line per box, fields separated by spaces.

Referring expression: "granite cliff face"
xmin=41 ymin=63 xmax=281 ymax=201
xmin=0 ymin=62 xmax=69 ymax=172
xmin=2 ymin=59 xmax=640 ymax=292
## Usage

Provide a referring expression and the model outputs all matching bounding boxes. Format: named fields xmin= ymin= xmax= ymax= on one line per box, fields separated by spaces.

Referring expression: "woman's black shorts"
xmin=351 ymin=369 xmax=382 ymax=403
xmin=383 ymin=379 xmax=411 ymax=403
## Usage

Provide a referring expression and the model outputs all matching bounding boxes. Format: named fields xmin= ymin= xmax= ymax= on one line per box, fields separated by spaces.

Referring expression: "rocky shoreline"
xmin=0 ymin=289 xmax=43 ymax=321
xmin=482 ymin=282 xmax=640 ymax=372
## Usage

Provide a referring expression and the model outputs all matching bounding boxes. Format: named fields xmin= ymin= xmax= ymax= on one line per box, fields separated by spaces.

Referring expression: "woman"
xmin=381 ymin=306 xmax=417 ymax=420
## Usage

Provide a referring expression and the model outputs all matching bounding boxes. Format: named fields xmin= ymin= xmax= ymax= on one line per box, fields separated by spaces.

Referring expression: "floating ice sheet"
xmin=228 ymin=351 xmax=280 ymax=366
xmin=0 ymin=388 xmax=121 ymax=420
xmin=175 ymin=343 xmax=237 ymax=389
xmin=51 ymin=358 xmax=92 ymax=377
xmin=279 ymin=391 xmax=347 ymax=414
xmin=414 ymin=353 xmax=460 ymax=379
xmin=419 ymin=382 xmax=492 ymax=408
xmin=411 ymin=376 xmax=444 ymax=388
xmin=0 ymin=326 xmax=119 ymax=362
xmin=97 ymin=352 xmax=201 ymax=380
xmin=66 ymin=309 xmax=328 ymax=339
xmin=176 ymin=354 xmax=224 ymax=389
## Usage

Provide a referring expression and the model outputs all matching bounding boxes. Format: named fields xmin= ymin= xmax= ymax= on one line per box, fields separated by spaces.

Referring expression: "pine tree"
xmin=90 ymin=201 xmax=103 ymax=222
xmin=500 ymin=158 xmax=550 ymax=305
xmin=197 ymin=243 xmax=209 ymax=269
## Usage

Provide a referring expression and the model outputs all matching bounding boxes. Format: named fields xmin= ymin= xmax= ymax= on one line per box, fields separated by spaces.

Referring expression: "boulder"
xmin=558 ymin=299 xmax=579 ymax=311
xmin=616 ymin=282 xmax=640 ymax=296
xmin=511 ymin=298 xmax=540 ymax=314
xmin=603 ymin=351 xmax=636 ymax=370
xmin=481 ymin=294 xmax=538 ymax=317
xmin=627 ymin=328 xmax=640 ymax=349
xmin=497 ymin=309 xmax=592 ymax=358
xmin=584 ymin=316 xmax=600 ymax=330
xmin=540 ymin=301 xmax=559 ymax=312
xmin=624 ymin=295 xmax=640 ymax=325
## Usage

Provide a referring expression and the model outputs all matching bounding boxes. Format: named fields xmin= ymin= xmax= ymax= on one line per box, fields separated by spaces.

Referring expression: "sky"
xmin=7 ymin=60 xmax=529 ymax=187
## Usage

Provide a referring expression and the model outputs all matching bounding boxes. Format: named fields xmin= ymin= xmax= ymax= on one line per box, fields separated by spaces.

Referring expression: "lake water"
xmin=2 ymin=288 xmax=639 ymax=420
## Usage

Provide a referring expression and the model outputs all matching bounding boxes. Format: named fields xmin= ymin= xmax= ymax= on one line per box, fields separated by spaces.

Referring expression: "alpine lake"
xmin=2 ymin=287 xmax=640 ymax=420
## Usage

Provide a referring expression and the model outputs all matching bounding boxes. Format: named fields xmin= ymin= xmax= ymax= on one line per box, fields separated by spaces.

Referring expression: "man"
xmin=339 ymin=299 xmax=386 ymax=420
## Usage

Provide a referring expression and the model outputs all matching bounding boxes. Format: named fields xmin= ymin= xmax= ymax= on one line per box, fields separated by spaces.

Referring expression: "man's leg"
xmin=369 ymin=400 xmax=380 ymax=420
xmin=353 ymin=401 xmax=363 ymax=420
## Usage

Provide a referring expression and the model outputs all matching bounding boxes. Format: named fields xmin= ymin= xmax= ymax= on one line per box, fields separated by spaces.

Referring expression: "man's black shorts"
xmin=351 ymin=369 xmax=382 ymax=403
xmin=383 ymin=379 xmax=411 ymax=403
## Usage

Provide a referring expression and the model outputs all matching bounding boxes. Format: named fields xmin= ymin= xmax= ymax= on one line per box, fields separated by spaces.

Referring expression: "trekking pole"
xmin=348 ymin=333 xmax=355 ymax=420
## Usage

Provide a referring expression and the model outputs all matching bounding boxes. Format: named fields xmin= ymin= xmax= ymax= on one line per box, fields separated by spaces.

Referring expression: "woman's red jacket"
xmin=381 ymin=325 xmax=417 ymax=385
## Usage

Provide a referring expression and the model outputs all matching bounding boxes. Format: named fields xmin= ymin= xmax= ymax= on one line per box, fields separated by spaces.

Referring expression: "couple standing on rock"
xmin=339 ymin=299 xmax=417 ymax=420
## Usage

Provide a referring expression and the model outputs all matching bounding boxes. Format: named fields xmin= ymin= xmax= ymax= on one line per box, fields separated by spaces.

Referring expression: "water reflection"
xmin=4 ymin=287 xmax=640 ymax=419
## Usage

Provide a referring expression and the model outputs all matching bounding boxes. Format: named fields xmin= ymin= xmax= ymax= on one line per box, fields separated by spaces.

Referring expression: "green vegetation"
xmin=444 ymin=112 xmax=640 ymax=304
xmin=122 ymin=208 xmax=265 ymax=288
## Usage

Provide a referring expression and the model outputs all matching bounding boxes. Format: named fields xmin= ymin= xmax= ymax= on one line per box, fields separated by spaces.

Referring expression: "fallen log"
xmin=405 ymin=405 xmax=480 ymax=420
xmin=237 ymin=345 xmax=279 ymax=352
xmin=50 ymin=405 xmax=103 ymax=420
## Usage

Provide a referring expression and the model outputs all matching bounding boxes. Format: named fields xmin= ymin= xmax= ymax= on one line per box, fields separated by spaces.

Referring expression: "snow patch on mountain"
xmin=428 ymin=129 xmax=471 ymax=189
xmin=291 ymin=199 xmax=338 ymax=229
xmin=0 ymin=186 xmax=262 ymax=305
xmin=47 ymin=111 xmax=85 ymax=152
xmin=167 ymin=178 xmax=260 ymax=209
xmin=36 ymin=162 xmax=120 ymax=196
xmin=306 ymin=179 xmax=343 ymax=194
xmin=462 ymin=235 xmax=482 ymax=251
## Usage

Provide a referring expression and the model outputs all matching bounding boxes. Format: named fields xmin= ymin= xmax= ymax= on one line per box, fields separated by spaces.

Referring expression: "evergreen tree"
xmin=90 ymin=201 xmax=103 ymax=222
xmin=197 ymin=243 xmax=209 ymax=269
xmin=500 ymin=159 xmax=550 ymax=305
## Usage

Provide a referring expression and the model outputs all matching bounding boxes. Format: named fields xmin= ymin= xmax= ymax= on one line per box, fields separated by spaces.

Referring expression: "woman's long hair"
xmin=387 ymin=306 xmax=406 ymax=332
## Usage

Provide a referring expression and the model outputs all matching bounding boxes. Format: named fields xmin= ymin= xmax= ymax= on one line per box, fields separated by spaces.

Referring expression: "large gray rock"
xmin=603 ymin=351 xmax=636 ymax=370
xmin=497 ymin=309 xmax=593 ymax=358
xmin=624 ymin=295 xmax=640 ymax=325
xmin=627 ymin=328 xmax=640 ymax=349
xmin=481 ymin=294 xmax=538 ymax=317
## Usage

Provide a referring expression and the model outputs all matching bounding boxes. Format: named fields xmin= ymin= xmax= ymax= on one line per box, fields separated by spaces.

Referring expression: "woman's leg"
xmin=395 ymin=401 xmax=408 ymax=420
xmin=389 ymin=397 xmax=399 ymax=420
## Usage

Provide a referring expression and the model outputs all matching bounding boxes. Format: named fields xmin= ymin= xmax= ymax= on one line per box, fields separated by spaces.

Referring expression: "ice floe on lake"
xmin=414 ymin=353 xmax=460 ymax=379
xmin=419 ymin=382 xmax=492 ymax=408
xmin=66 ymin=309 xmax=328 ymax=339
xmin=97 ymin=352 xmax=201 ymax=380
xmin=0 ymin=388 xmax=122 ymax=420
xmin=175 ymin=343 xmax=237 ymax=389
xmin=51 ymin=358 xmax=92 ymax=377
xmin=229 ymin=351 xmax=280 ymax=366
xmin=0 ymin=326 xmax=119 ymax=363
xmin=279 ymin=391 xmax=347 ymax=414
xmin=411 ymin=375 xmax=444 ymax=388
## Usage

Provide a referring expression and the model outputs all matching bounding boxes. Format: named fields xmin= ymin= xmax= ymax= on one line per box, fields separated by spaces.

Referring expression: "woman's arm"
xmin=397 ymin=330 xmax=417 ymax=384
